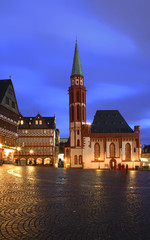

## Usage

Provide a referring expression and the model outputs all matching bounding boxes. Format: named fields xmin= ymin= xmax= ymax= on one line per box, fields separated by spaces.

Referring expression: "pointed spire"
xmin=71 ymin=41 xmax=83 ymax=77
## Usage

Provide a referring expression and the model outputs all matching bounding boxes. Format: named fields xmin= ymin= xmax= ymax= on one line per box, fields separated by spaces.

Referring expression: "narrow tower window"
xmin=82 ymin=93 xmax=84 ymax=103
xmin=79 ymin=155 xmax=82 ymax=164
xmin=77 ymin=105 xmax=80 ymax=121
xmin=82 ymin=107 xmax=84 ymax=121
xmin=77 ymin=139 xmax=80 ymax=146
xmin=77 ymin=91 xmax=79 ymax=102
xmin=74 ymin=155 xmax=77 ymax=165
xmin=72 ymin=106 xmax=74 ymax=121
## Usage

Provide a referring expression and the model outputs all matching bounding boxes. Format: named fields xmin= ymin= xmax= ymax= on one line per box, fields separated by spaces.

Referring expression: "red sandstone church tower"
xmin=69 ymin=42 xmax=86 ymax=168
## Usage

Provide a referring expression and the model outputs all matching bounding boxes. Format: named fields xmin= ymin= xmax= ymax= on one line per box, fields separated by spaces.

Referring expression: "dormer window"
xmin=35 ymin=120 xmax=38 ymax=125
xmin=20 ymin=120 xmax=24 ymax=125
xmin=39 ymin=120 xmax=42 ymax=125
xmin=29 ymin=122 xmax=31 ymax=125
xmin=12 ymin=101 xmax=15 ymax=108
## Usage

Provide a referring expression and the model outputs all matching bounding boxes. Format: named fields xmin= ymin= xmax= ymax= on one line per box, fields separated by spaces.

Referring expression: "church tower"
xmin=69 ymin=42 xmax=86 ymax=168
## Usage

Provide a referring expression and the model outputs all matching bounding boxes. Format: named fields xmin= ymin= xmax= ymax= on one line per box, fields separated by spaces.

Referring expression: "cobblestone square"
xmin=0 ymin=165 xmax=150 ymax=240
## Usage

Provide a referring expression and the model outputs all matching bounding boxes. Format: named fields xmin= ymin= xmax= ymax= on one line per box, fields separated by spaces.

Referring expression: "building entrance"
xmin=110 ymin=159 xmax=116 ymax=169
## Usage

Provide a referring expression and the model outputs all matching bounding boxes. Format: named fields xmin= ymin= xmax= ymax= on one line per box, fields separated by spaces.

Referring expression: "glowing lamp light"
xmin=0 ymin=143 xmax=3 ymax=148
xmin=30 ymin=149 xmax=33 ymax=154
xmin=132 ymin=159 xmax=135 ymax=161
xmin=17 ymin=147 xmax=21 ymax=151
xmin=98 ymin=157 xmax=101 ymax=160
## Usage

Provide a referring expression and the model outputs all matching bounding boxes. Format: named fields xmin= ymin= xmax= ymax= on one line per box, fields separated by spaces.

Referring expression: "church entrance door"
xmin=110 ymin=159 xmax=116 ymax=169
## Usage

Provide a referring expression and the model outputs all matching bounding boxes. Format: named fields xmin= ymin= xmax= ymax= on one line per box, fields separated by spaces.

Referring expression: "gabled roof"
xmin=91 ymin=110 xmax=134 ymax=133
xmin=71 ymin=42 xmax=83 ymax=77
xmin=19 ymin=115 xmax=56 ymax=129
xmin=0 ymin=79 xmax=11 ymax=103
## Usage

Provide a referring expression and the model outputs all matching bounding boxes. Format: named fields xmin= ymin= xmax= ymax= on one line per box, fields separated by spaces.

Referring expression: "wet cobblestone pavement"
xmin=0 ymin=165 xmax=150 ymax=240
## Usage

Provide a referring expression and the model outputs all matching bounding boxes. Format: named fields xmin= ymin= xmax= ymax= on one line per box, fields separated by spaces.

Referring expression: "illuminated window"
xmin=39 ymin=120 xmax=42 ymax=125
xmin=35 ymin=120 xmax=38 ymax=125
xmin=74 ymin=155 xmax=77 ymax=164
xmin=94 ymin=143 xmax=100 ymax=161
xmin=110 ymin=143 xmax=115 ymax=158
xmin=44 ymin=130 xmax=47 ymax=134
xmin=125 ymin=143 xmax=131 ymax=160
xmin=20 ymin=120 xmax=24 ymax=125
xmin=79 ymin=155 xmax=82 ymax=164
xmin=29 ymin=122 xmax=31 ymax=125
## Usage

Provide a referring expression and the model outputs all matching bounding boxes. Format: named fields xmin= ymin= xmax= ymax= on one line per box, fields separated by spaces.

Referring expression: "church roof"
xmin=0 ymin=79 xmax=11 ymax=103
xmin=91 ymin=110 xmax=134 ymax=133
xmin=71 ymin=42 xmax=83 ymax=77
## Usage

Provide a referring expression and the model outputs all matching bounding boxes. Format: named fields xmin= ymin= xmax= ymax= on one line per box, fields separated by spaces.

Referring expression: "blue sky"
xmin=0 ymin=0 xmax=150 ymax=146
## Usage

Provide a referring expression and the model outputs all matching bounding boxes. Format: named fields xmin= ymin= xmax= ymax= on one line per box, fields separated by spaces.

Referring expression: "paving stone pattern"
xmin=0 ymin=165 xmax=150 ymax=240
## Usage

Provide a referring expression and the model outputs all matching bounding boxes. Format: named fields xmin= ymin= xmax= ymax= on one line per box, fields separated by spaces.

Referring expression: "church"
xmin=65 ymin=43 xmax=141 ymax=170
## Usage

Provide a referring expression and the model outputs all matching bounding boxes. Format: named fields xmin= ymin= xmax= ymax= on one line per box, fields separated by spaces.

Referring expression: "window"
xmin=110 ymin=143 xmax=115 ymax=158
xmin=77 ymin=130 xmax=79 ymax=135
xmin=12 ymin=101 xmax=15 ymax=108
xmin=77 ymin=105 xmax=80 ymax=121
xmin=39 ymin=120 xmax=42 ymax=125
xmin=35 ymin=120 xmax=38 ymax=125
xmin=82 ymin=107 xmax=84 ymax=121
xmin=71 ymin=92 xmax=74 ymax=103
xmin=77 ymin=91 xmax=79 ymax=102
xmin=94 ymin=143 xmax=100 ymax=161
xmin=82 ymin=93 xmax=84 ymax=103
xmin=72 ymin=106 xmax=74 ymax=121
xmin=79 ymin=155 xmax=82 ymax=164
xmin=20 ymin=120 xmax=24 ymax=125
xmin=77 ymin=139 xmax=80 ymax=147
xmin=125 ymin=143 xmax=131 ymax=160
xmin=6 ymin=97 xmax=9 ymax=105
xmin=74 ymin=155 xmax=77 ymax=164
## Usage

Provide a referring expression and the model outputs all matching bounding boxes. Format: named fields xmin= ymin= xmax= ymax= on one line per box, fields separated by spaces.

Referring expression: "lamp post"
xmin=17 ymin=147 xmax=21 ymax=165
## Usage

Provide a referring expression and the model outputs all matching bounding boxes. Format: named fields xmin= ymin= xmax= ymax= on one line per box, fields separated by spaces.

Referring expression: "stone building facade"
xmin=65 ymin=43 xmax=141 ymax=170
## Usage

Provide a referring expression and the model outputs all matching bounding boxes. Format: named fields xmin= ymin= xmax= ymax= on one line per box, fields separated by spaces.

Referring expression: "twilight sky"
xmin=0 ymin=0 xmax=150 ymax=146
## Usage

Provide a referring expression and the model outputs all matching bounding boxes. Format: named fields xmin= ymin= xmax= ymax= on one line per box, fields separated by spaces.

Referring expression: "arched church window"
xmin=125 ymin=143 xmax=131 ymax=160
xmin=110 ymin=143 xmax=115 ymax=158
xmin=79 ymin=155 xmax=82 ymax=164
xmin=94 ymin=143 xmax=100 ymax=161
xmin=72 ymin=106 xmax=74 ymax=121
xmin=77 ymin=139 xmax=80 ymax=146
xmin=77 ymin=91 xmax=79 ymax=102
xmin=74 ymin=155 xmax=77 ymax=165
xmin=77 ymin=105 xmax=80 ymax=121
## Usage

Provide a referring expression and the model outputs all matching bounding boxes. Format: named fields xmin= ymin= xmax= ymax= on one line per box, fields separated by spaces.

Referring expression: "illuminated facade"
xmin=141 ymin=145 xmax=150 ymax=169
xmin=65 ymin=43 xmax=141 ymax=170
xmin=16 ymin=114 xmax=60 ymax=166
xmin=0 ymin=79 xmax=19 ymax=163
